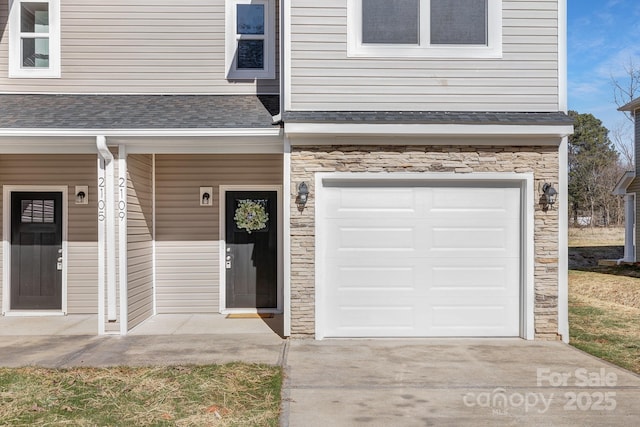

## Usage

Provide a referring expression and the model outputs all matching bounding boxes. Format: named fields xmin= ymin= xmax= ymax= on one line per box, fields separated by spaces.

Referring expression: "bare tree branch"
xmin=611 ymin=57 xmax=640 ymax=122
xmin=610 ymin=120 xmax=634 ymax=169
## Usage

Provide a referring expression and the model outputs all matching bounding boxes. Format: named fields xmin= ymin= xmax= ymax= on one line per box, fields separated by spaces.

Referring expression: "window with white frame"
xmin=8 ymin=0 xmax=61 ymax=78
xmin=225 ymin=0 xmax=276 ymax=79
xmin=348 ymin=0 xmax=502 ymax=58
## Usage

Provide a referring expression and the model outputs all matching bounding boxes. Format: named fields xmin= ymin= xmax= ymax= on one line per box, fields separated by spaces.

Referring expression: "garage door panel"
xmin=427 ymin=258 xmax=520 ymax=298
xmin=327 ymin=261 xmax=418 ymax=292
xmin=429 ymin=187 xmax=520 ymax=218
xmin=325 ymin=187 xmax=424 ymax=219
xmin=430 ymin=226 xmax=517 ymax=253
xmin=336 ymin=306 xmax=415 ymax=330
xmin=431 ymin=304 xmax=519 ymax=336
xmin=325 ymin=219 xmax=432 ymax=254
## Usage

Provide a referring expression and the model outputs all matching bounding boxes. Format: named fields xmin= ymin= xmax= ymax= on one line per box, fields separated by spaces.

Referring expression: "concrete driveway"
xmin=1 ymin=335 xmax=639 ymax=425
xmin=282 ymin=339 xmax=640 ymax=426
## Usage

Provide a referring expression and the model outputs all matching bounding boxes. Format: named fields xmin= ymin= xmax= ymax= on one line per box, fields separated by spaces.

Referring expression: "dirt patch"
xmin=568 ymin=246 xmax=624 ymax=269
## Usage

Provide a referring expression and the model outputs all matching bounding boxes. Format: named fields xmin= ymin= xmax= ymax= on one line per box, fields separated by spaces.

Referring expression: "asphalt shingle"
xmin=0 ymin=94 xmax=280 ymax=129
xmin=283 ymin=110 xmax=574 ymax=126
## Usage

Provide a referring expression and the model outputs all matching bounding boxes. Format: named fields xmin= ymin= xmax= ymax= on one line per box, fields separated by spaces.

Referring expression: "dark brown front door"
xmin=225 ymin=191 xmax=277 ymax=309
xmin=11 ymin=192 xmax=63 ymax=310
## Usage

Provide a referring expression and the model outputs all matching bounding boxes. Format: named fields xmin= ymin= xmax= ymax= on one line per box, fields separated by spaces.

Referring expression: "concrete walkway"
xmin=1 ymin=335 xmax=640 ymax=425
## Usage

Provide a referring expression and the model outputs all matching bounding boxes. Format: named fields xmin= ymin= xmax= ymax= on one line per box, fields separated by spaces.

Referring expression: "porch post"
xmin=118 ymin=145 xmax=128 ymax=334
xmin=624 ymin=193 xmax=635 ymax=262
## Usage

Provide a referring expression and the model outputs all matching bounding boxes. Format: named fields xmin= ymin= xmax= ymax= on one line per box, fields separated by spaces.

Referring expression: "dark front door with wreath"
xmin=225 ymin=190 xmax=278 ymax=308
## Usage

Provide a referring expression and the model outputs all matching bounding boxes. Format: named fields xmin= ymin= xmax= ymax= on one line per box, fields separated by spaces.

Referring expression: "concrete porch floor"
xmin=0 ymin=313 xmax=284 ymax=337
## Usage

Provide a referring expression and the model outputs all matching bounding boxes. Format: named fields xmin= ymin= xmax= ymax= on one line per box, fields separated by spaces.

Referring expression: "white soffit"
xmin=0 ymin=129 xmax=284 ymax=154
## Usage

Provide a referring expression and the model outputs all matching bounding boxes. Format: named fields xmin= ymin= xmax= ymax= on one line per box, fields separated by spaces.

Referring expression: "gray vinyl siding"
xmin=0 ymin=155 xmax=98 ymax=314
xmin=0 ymin=0 xmax=279 ymax=94
xmin=127 ymin=154 xmax=153 ymax=330
xmin=289 ymin=0 xmax=560 ymax=111
xmin=154 ymin=154 xmax=282 ymax=313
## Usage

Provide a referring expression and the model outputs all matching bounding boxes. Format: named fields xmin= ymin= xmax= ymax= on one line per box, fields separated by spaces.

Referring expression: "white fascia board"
xmin=285 ymin=123 xmax=574 ymax=139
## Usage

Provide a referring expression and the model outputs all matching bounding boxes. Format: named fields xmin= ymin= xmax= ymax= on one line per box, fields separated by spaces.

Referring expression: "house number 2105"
xmin=98 ymin=177 xmax=106 ymax=222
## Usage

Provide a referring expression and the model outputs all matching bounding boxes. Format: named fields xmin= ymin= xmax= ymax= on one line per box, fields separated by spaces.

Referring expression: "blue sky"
xmin=568 ymin=0 xmax=640 ymax=134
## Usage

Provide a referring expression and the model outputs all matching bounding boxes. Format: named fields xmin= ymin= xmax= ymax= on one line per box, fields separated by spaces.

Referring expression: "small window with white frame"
xmin=225 ymin=0 xmax=276 ymax=80
xmin=8 ymin=0 xmax=61 ymax=78
xmin=348 ymin=0 xmax=502 ymax=58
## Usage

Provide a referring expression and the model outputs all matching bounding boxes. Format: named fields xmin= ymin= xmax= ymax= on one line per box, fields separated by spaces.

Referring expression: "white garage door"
xmin=318 ymin=181 xmax=521 ymax=338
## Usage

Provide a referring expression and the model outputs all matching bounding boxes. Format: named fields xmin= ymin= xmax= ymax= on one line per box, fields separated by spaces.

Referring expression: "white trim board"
xmin=285 ymin=123 xmax=574 ymax=139
xmin=2 ymin=185 xmax=69 ymax=316
xmin=314 ymin=172 xmax=535 ymax=340
xmin=0 ymin=134 xmax=285 ymax=155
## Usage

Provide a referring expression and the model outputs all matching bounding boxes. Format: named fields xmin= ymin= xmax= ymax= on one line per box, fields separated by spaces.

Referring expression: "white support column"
xmin=97 ymin=155 xmax=106 ymax=334
xmin=118 ymin=145 xmax=128 ymax=335
xmin=558 ymin=136 xmax=569 ymax=343
xmin=96 ymin=136 xmax=117 ymax=323
xmin=624 ymin=193 xmax=635 ymax=262
xmin=283 ymin=137 xmax=292 ymax=337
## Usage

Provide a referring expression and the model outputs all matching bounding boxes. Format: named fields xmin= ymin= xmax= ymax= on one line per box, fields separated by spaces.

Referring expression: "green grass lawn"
xmin=569 ymin=270 xmax=640 ymax=375
xmin=0 ymin=363 xmax=282 ymax=426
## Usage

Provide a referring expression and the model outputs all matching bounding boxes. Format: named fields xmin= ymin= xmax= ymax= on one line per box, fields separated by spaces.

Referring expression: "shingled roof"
xmin=283 ymin=110 xmax=574 ymax=126
xmin=0 ymin=94 xmax=280 ymax=129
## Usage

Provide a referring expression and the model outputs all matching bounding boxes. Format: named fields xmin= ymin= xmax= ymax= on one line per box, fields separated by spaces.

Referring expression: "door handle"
xmin=57 ymin=248 xmax=63 ymax=270
xmin=225 ymin=255 xmax=232 ymax=269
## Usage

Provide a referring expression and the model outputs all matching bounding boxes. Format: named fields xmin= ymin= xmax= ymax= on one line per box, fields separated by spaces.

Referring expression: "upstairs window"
xmin=348 ymin=0 xmax=501 ymax=58
xmin=8 ymin=0 xmax=61 ymax=78
xmin=225 ymin=0 xmax=276 ymax=79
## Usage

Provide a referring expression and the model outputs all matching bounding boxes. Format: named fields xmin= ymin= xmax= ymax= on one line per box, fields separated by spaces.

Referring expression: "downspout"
xmin=96 ymin=135 xmax=117 ymax=322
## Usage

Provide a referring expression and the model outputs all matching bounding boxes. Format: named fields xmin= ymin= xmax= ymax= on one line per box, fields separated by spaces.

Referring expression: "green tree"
xmin=568 ymin=111 xmax=623 ymax=226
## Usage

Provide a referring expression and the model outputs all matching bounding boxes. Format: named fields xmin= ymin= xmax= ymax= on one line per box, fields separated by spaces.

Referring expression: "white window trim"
xmin=8 ymin=0 xmax=61 ymax=78
xmin=347 ymin=0 xmax=502 ymax=58
xmin=225 ymin=0 xmax=276 ymax=80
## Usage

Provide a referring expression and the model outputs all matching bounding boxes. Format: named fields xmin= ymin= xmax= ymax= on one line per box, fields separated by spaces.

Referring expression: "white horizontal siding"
xmin=0 ymin=155 xmax=98 ymax=314
xmin=154 ymin=154 xmax=283 ymax=314
xmin=289 ymin=0 xmax=560 ymax=112
xmin=0 ymin=0 xmax=279 ymax=94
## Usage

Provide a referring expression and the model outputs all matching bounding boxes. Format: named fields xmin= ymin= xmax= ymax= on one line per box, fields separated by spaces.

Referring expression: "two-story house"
xmin=0 ymin=0 xmax=573 ymax=341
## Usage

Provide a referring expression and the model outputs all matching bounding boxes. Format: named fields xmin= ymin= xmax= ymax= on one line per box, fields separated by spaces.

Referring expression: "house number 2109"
xmin=119 ymin=177 xmax=126 ymax=221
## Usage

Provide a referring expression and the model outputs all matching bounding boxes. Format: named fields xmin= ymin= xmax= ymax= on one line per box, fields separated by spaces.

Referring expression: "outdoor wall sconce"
xmin=200 ymin=187 xmax=213 ymax=206
xmin=542 ymin=183 xmax=557 ymax=210
xmin=297 ymin=182 xmax=309 ymax=208
xmin=75 ymin=186 xmax=88 ymax=205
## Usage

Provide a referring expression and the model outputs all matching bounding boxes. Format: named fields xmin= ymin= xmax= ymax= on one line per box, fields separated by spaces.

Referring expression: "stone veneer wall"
xmin=290 ymin=145 xmax=560 ymax=340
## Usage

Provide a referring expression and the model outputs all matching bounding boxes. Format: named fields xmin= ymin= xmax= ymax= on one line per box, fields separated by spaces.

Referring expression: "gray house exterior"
xmin=0 ymin=0 xmax=572 ymax=341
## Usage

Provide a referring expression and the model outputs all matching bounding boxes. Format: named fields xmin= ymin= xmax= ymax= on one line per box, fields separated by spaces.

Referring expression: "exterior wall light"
xmin=297 ymin=182 xmax=309 ymax=208
xmin=542 ymin=183 xmax=557 ymax=210
xmin=200 ymin=187 xmax=213 ymax=206
xmin=75 ymin=185 xmax=89 ymax=205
